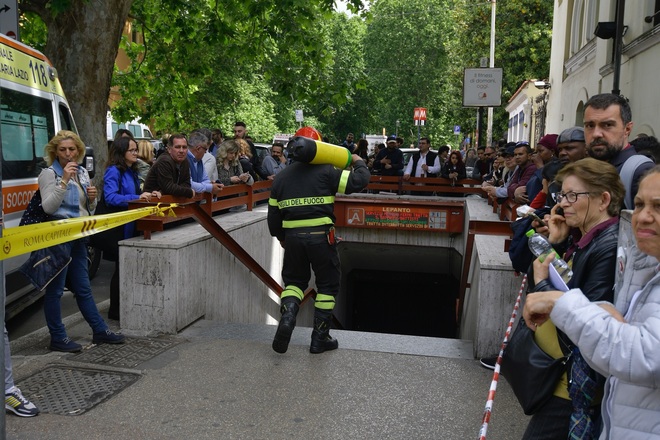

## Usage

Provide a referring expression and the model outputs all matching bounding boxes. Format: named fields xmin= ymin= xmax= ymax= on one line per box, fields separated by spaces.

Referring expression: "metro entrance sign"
xmin=413 ymin=107 xmax=427 ymax=126
xmin=462 ymin=68 xmax=503 ymax=107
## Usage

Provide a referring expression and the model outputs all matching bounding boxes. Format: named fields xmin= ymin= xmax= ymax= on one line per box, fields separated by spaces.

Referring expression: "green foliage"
xmin=361 ymin=0 xmax=453 ymax=147
xmin=447 ymin=0 xmax=553 ymax=143
xmin=18 ymin=12 xmax=47 ymax=52
xmin=18 ymin=0 xmax=551 ymax=149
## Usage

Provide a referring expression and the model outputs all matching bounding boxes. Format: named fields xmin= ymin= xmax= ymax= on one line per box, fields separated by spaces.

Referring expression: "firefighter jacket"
xmin=268 ymin=160 xmax=370 ymax=241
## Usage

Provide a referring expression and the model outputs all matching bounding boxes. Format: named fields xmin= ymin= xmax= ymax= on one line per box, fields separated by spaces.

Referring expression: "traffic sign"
xmin=453 ymin=125 xmax=461 ymax=135
xmin=0 ymin=1 xmax=18 ymax=40
xmin=414 ymin=107 xmax=427 ymax=126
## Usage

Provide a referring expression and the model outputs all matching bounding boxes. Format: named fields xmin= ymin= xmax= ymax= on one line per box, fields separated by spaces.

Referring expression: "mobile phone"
xmin=555 ymin=207 xmax=564 ymax=216
xmin=525 ymin=211 xmax=546 ymax=227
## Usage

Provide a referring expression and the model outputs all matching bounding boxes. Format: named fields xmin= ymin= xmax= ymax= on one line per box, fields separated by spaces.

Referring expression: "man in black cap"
xmin=482 ymin=142 xmax=517 ymax=201
xmin=373 ymin=135 xmax=404 ymax=176
xmin=556 ymin=126 xmax=588 ymax=165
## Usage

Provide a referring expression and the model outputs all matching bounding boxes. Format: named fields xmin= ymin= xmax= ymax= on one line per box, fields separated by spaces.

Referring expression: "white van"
xmin=106 ymin=113 xmax=153 ymax=147
xmin=0 ymin=33 xmax=93 ymax=317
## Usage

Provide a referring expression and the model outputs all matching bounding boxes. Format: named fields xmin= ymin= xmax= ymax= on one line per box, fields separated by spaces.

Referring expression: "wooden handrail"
xmin=366 ymin=175 xmax=487 ymax=197
xmin=128 ymin=181 xmax=273 ymax=239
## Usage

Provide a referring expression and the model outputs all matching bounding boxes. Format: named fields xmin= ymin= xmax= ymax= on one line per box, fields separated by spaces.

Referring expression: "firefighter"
xmin=268 ymin=127 xmax=370 ymax=354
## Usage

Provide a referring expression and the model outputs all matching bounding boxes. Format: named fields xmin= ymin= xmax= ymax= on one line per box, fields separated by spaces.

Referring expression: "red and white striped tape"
xmin=478 ymin=274 xmax=527 ymax=440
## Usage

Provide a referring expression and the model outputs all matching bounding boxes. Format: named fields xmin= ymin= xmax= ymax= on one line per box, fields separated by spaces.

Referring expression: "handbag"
xmin=20 ymin=190 xmax=50 ymax=226
xmin=500 ymin=318 xmax=572 ymax=415
xmin=20 ymin=168 xmax=57 ymax=226
xmin=19 ymin=243 xmax=72 ymax=291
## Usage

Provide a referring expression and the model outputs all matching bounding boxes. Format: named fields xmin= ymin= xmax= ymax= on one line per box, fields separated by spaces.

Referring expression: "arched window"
xmin=570 ymin=0 xmax=599 ymax=56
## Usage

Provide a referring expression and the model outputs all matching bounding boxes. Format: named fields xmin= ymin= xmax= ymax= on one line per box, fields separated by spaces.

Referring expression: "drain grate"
xmin=71 ymin=337 xmax=180 ymax=368
xmin=19 ymin=366 xmax=140 ymax=415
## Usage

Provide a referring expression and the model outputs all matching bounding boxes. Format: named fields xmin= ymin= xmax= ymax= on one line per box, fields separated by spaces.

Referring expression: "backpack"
xmin=619 ymin=154 xmax=654 ymax=210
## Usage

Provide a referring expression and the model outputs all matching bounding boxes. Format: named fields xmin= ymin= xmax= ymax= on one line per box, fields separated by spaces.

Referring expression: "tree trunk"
xmin=24 ymin=0 xmax=134 ymax=183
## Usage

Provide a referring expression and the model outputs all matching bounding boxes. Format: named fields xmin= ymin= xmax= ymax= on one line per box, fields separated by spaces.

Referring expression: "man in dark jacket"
xmin=373 ymin=135 xmax=404 ymax=176
xmin=268 ymin=138 xmax=370 ymax=355
xmin=143 ymin=133 xmax=194 ymax=198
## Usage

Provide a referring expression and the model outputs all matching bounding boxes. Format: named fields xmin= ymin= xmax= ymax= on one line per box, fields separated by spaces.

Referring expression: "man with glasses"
xmin=187 ymin=131 xmax=223 ymax=195
xmin=144 ymin=133 xmax=195 ymax=197
xmin=403 ymin=137 xmax=440 ymax=180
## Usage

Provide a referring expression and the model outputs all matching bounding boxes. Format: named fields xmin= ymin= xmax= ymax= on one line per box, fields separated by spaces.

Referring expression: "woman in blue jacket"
xmin=103 ymin=136 xmax=159 ymax=320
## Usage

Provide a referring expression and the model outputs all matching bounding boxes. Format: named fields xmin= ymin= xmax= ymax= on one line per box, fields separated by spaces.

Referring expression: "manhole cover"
xmin=71 ymin=337 xmax=180 ymax=368
xmin=18 ymin=366 xmax=140 ymax=415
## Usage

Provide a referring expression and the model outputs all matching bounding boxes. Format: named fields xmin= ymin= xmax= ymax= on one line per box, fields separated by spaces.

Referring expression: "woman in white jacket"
xmin=524 ymin=165 xmax=660 ymax=439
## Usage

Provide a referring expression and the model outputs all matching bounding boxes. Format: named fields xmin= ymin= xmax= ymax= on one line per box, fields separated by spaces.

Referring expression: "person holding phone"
xmin=216 ymin=140 xmax=254 ymax=186
xmin=39 ymin=130 xmax=125 ymax=352
xmin=520 ymin=158 xmax=624 ymax=439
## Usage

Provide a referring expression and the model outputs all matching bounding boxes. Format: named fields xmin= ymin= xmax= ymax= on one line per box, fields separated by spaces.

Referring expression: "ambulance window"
xmin=0 ymin=87 xmax=53 ymax=179
xmin=129 ymin=124 xmax=140 ymax=138
xmin=58 ymin=104 xmax=76 ymax=132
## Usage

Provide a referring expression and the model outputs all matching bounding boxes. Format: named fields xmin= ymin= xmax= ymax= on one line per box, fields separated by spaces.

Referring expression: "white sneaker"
xmin=5 ymin=386 xmax=40 ymax=417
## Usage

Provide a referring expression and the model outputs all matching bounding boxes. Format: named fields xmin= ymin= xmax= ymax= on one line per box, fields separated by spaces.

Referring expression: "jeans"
xmin=44 ymin=239 xmax=108 ymax=340
xmin=522 ymin=396 xmax=572 ymax=440
xmin=4 ymin=326 xmax=14 ymax=392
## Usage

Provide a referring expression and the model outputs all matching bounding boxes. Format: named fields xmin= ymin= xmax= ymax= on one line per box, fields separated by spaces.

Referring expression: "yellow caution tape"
xmin=0 ymin=203 xmax=179 ymax=260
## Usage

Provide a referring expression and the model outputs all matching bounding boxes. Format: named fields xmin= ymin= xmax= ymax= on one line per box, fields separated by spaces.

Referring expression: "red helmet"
xmin=295 ymin=126 xmax=322 ymax=141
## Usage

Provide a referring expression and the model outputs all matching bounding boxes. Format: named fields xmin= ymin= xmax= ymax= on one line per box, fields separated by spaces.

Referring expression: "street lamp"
xmin=395 ymin=120 xmax=400 ymax=137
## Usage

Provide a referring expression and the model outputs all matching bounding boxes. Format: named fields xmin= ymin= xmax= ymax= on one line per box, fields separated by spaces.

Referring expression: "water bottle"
xmin=526 ymin=230 xmax=573 ymax=284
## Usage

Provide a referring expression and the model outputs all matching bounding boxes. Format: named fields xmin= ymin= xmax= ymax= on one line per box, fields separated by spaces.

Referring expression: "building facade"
xmin=506 ymin=80 xmax=549 ymax=145
xmin=545 ymin=0 xmax=660 ymax=137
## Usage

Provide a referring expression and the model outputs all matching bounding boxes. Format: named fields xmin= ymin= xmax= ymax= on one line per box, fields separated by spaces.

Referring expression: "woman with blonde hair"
xmin=235 ymin=138 xmax=257 ymax=181
xmin=216 ymin=140 xmax=254 ymax=186
xmin=40 ymin=130 xmax=124 ymax=352
xmin=136 ymin=139 xmax=154 ymax=188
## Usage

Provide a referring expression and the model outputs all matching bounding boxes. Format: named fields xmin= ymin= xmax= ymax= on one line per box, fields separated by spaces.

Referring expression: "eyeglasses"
xmin=196 ymin=146 xmax=209 ymax=152
xmin=127 ymin=149 xmax=139 ymax=154
xmin=554 ymin=191 xmax=590 ymax=204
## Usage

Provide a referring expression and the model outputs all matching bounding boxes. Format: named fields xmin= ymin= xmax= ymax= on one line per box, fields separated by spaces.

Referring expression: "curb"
xmin=9 ymin=299 xmax=110 ymax=353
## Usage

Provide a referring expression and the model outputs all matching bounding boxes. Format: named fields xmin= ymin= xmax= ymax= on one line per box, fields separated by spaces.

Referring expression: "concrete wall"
xmin=119 ymin=207 xmax=299 ymax=336
xmin=459 ymin=197 xmax=520 ymax=357
xmin=119 ymin=195 xmax=520 ymax=359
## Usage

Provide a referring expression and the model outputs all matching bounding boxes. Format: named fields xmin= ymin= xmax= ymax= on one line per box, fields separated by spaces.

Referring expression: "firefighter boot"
xmin=310 ymin=315 xmax=338 ymax=354
xmin=272 ymin=298 xmax=300 ymax=354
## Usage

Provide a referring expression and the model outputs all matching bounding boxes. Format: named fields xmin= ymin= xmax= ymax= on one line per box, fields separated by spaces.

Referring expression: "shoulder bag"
xmin=500 ymin=318 xmax=573 ymax=415
xmin=19 ymin=168 xmax=73 ymax=290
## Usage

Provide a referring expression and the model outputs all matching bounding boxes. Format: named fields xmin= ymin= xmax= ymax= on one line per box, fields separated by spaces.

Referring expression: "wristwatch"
xmin=60 ymin=180 xmax=68 ymax=189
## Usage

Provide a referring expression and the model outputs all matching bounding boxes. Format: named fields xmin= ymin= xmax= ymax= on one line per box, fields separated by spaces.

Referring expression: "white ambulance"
xmin=0 ymin=33 xmax=95 ymax=317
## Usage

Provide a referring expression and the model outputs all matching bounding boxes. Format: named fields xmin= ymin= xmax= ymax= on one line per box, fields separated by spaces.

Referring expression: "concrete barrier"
xmin=118 ymin=207 xmax=304 ymax=336
xmin=118 ymin=193 xmax=521 ymax=358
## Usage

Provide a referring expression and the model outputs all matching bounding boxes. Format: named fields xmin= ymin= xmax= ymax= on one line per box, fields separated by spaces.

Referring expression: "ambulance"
xmin=0 ymin=33 xmax=95 ymax=317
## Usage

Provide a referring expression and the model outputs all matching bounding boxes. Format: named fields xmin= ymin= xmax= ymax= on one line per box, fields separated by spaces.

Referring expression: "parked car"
xmin=254 ymin=143 xmax=272 ymax=164
xmin=400 ymin=148 xmax=419 ymax=167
